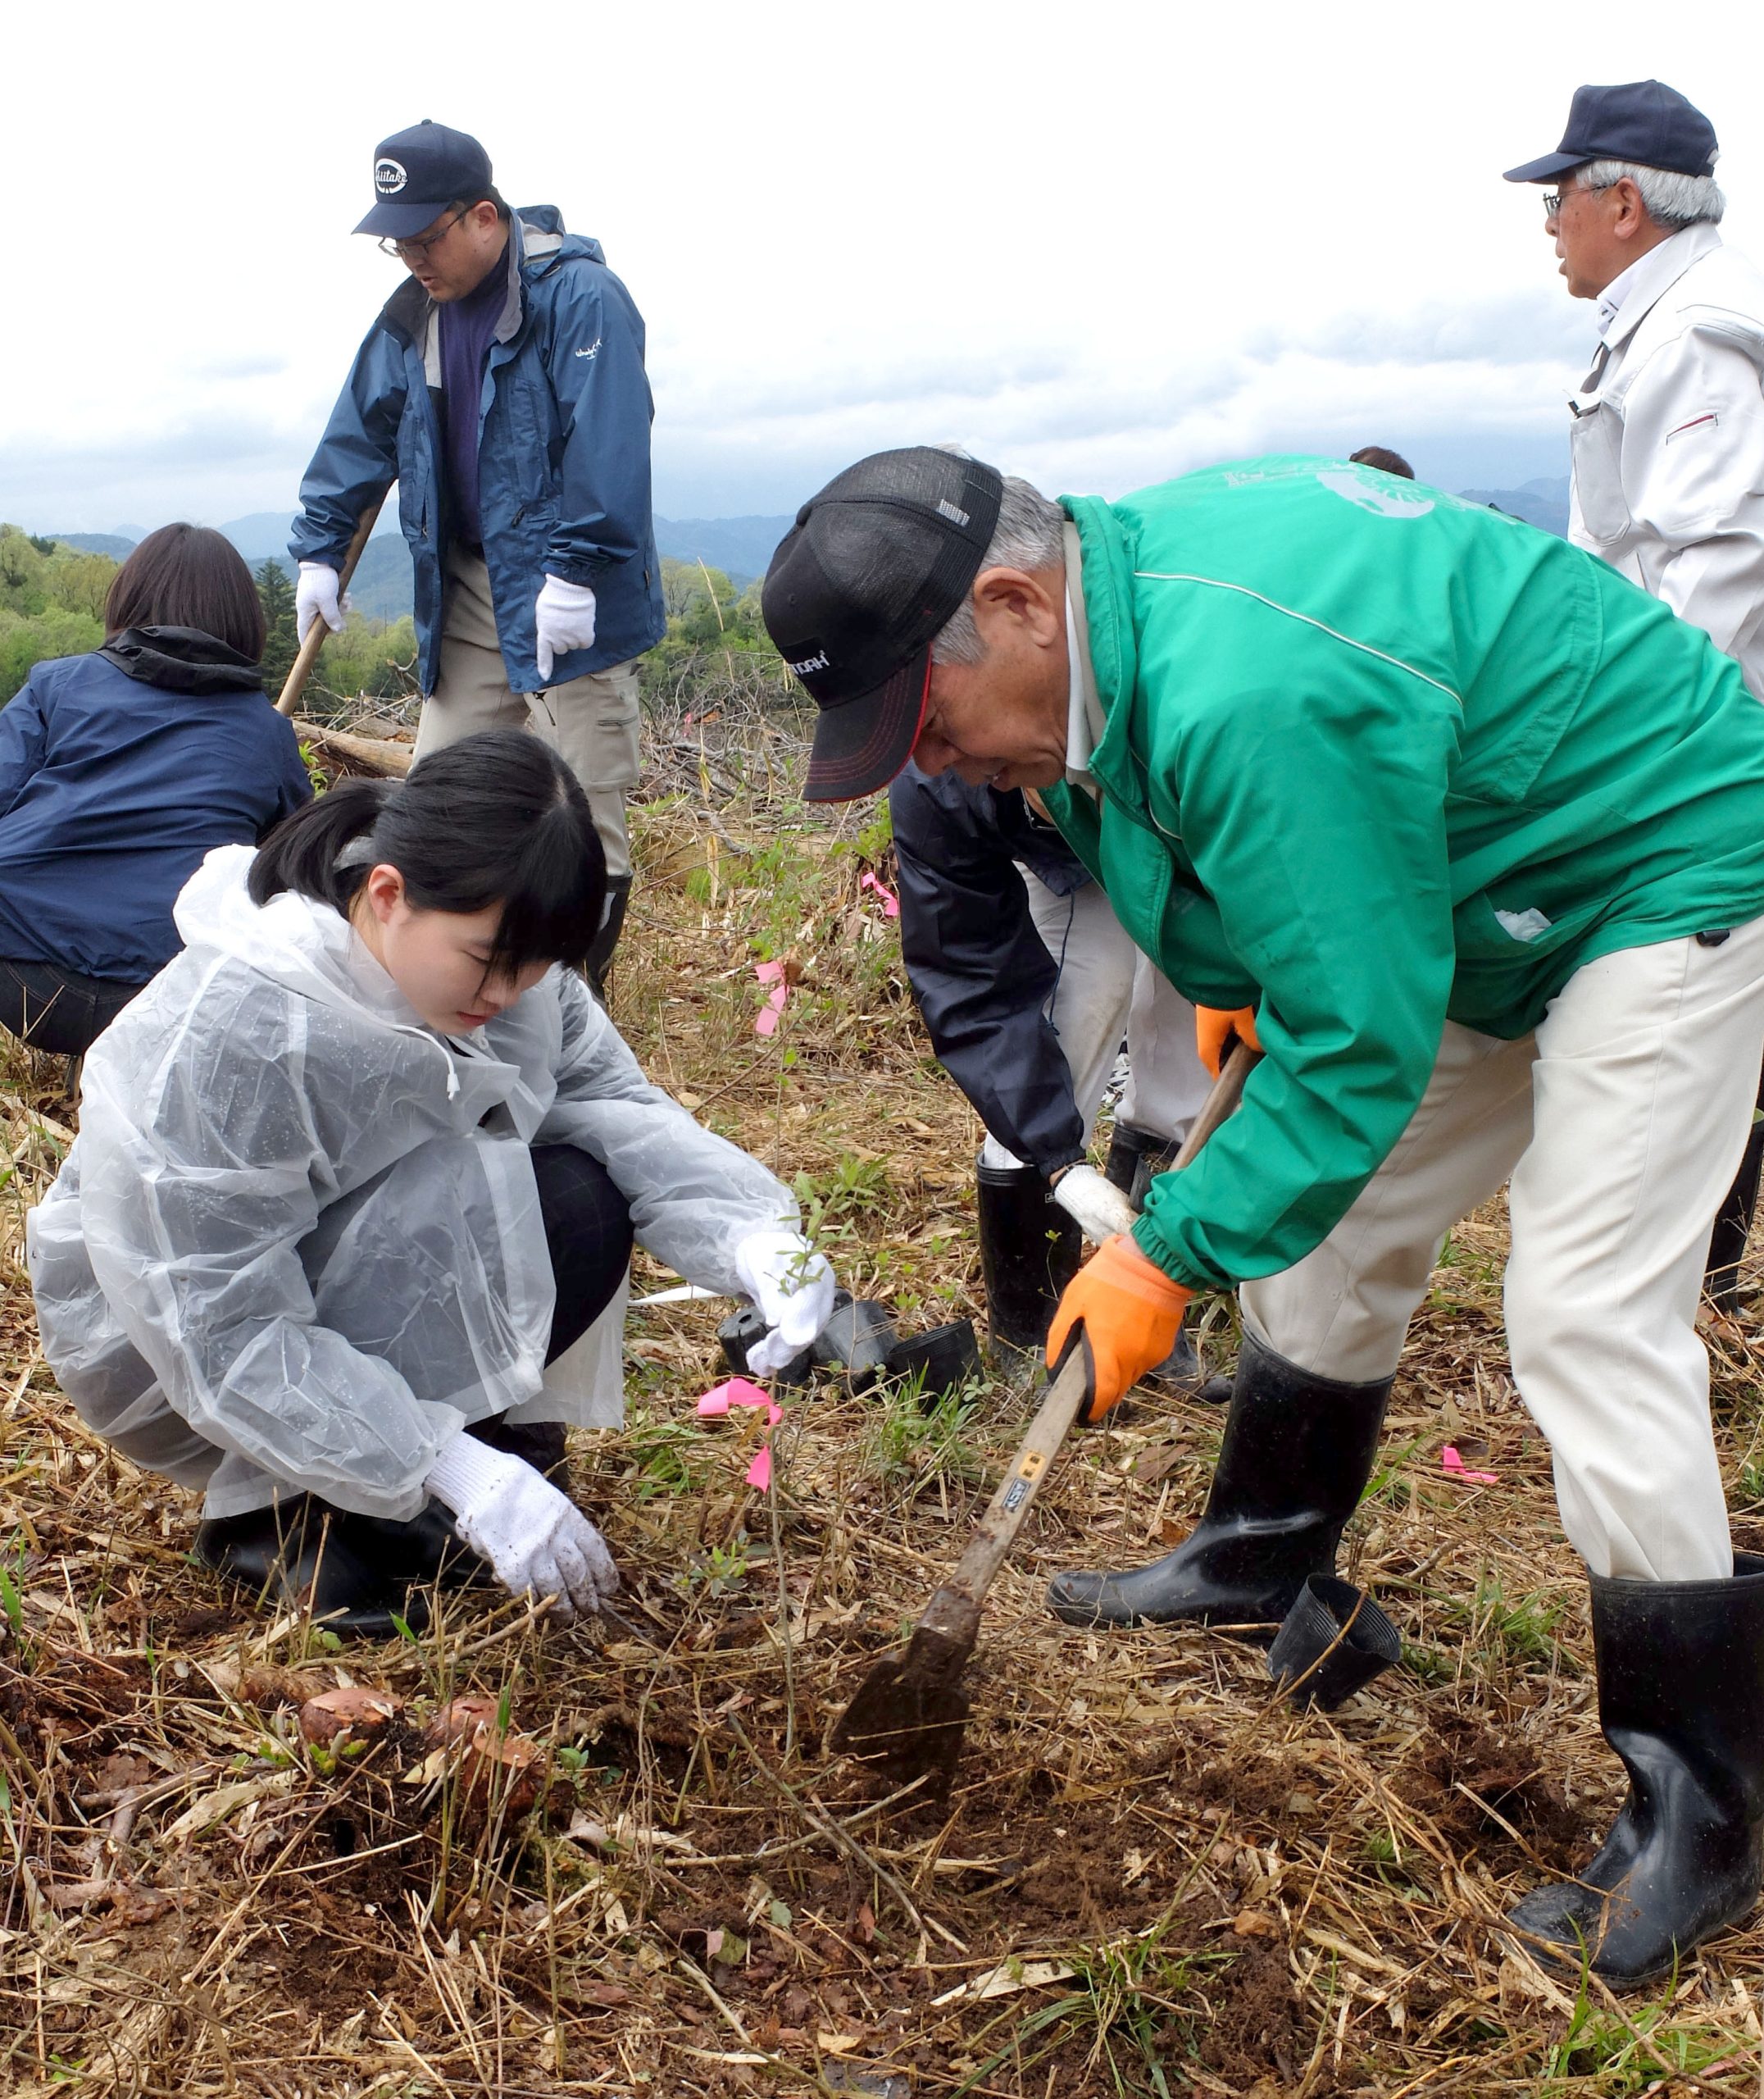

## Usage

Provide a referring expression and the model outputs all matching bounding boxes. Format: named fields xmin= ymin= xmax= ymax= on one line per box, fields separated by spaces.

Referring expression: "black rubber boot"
xmin=340 ymin=1503 xmax=496 ymax=1593
xmin=583 ymin=875 xmax=632 ymax=1004
xmin=975 ymin=1154 xmax=1083 ymax=1360
xmin=1706 ymin=1058 xmax=1764 ymax=1314
xmin=1103 ymin=1123 xmax=1177 ymax=1207
xmin=1506 ymin=1553 xmax=1764 ymax=1986
xmin=1047 ymin=1332 xmax=1391 ymax=1634
xmin=195 ymin=1496 xmax=418 ymax=1638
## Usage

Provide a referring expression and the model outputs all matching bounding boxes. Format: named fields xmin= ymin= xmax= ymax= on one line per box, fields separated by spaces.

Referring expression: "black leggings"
xmin=531 ymin=1144 xmax=635 ymax=1360
xmin=0 ymin=958 xmax=149 ymax=1059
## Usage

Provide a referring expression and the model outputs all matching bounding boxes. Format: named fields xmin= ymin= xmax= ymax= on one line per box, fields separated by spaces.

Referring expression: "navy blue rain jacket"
xmin=291 ymin=208 xmax=665 ymax=694
xmin=0 ymin=632 xmax=311 ymax=981
xmin=890 ymin=762 xmax=1095 ymax=1177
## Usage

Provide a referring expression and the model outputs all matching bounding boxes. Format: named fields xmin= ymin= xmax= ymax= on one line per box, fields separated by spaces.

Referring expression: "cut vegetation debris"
xmin=5 ymin=702 xmax=1764 ymax=2096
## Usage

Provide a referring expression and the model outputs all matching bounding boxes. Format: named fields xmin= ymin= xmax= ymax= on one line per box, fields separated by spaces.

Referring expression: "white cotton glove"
xmin=534 ymin=574 xmax=598 ymax=682
xmin=734 ymin=1228 xmax=836 ymax=1377
xmin=295 ymin=562 xmax=346 ymax=643
xmin=1052 ymin=1163 xmax=1142 ymax=1246
xmin=424 ymin=1432 xmax=618 ymax=1621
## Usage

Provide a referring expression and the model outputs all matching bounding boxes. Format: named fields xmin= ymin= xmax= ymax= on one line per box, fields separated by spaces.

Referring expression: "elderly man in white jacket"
xmin=1506 ymin=80 xmax=1764 ymax=696
xmin=1507 ymin=79 xmax=1764 ymax=1309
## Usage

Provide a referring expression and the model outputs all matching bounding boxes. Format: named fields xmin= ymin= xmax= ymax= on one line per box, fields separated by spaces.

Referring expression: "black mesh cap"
xmin=762 ymin=448 xmax=1004 ymax=803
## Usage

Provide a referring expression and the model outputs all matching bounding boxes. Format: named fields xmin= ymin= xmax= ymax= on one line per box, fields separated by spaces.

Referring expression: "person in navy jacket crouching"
xmin=0 ymin=525 xmax=311 ymax=1057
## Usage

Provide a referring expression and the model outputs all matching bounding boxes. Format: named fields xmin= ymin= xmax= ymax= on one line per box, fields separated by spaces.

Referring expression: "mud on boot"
xmin=1506 ymin=1553 xmax=1764 ymax=1987
xmin=1046 ymin=1332 xmax=1390 ymax=1633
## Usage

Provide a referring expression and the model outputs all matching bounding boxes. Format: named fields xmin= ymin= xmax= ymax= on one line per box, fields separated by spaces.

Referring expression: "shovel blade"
xmin=832 ymin=1619 xmax=977 ymax=1789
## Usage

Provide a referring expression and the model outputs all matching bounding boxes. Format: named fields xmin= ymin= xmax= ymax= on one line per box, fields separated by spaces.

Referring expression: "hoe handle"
xmin=917 ymin=1337 xmax=1096 ymax=1640
xmin=919 ymin=1040 xmax=1261 ymax=1644
xmin=276 ymin=499 xmax=385 ymax=717
xmin=1171 ymin=1038 xmax=1257 ymax=1167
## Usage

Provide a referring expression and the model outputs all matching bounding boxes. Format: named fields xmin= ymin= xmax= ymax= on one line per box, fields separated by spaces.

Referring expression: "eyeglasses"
xmin=378 ymin=207 xmax=471 ymax=261
xmin=1543 ymin=180 xmax=1612 ymax=217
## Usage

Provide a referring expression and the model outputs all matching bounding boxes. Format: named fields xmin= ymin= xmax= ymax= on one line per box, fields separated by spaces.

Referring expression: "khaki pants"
xmin=1241 ymin=917 xmax=1764 ymax=1582
xmin=414 ymin=546 xmax=642 ymax=881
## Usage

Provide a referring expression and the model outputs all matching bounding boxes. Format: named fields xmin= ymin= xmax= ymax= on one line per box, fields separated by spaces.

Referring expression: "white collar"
xmin=1062 ymin=528 xmax=1106 ymax=790
xmin=1595 ymin=255 xmax=1644 ymax=338
xmin=1063 ymin=587 xmax=1093 ymax=783
xmin=1595 ymin=222 xmax=1722 ymax=344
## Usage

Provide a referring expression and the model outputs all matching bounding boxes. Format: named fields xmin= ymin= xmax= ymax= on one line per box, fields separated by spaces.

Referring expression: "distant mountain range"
xmin=43 ymin=482 xmax=1568 ymax=626
xmin=1456 ymin=476 xmax=1570 ymax=536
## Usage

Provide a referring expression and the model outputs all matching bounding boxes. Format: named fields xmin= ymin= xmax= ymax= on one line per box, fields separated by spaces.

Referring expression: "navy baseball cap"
xmin=354 ymin=120 xmax=493 ymax=238
xmin=762 ymin=448 xmax=1004 ymax=804
xmin=1503 ymin=80 xmax=1718 ymax=184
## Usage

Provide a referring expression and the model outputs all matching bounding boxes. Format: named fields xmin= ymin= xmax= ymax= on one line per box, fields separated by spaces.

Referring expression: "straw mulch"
xmin=5 ymin=714 xmax=1764 ymax=2097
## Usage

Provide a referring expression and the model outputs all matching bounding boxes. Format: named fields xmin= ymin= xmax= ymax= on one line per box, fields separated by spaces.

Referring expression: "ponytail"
xmin=248 ymin=730 xmax=607 ymax=972
xmin=250 ymin=778 xmax=393 ymax=915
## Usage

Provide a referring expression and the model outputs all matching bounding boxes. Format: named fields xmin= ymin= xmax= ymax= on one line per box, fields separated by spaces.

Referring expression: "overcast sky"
xmin=7 ymin=0 xmax=1762 ymax=536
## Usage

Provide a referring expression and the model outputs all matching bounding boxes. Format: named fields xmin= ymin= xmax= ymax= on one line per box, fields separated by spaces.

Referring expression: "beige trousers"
xmin=1242 ymin=917 xmax=1764 ymax=1582
xmin=413 ymin=547 xmax=642 ymax=881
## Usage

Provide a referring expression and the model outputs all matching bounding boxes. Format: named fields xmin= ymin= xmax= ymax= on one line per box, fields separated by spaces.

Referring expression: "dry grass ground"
xmin=7 ymin=710 xmax=1764 ymax=2096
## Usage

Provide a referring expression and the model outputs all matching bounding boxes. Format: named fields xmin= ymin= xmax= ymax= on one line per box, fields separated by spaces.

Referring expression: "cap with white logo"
xmin=353 ymin=120 xmax=493 ymax=239
xmin=762 ymin=448 xmax=1004 ymax=804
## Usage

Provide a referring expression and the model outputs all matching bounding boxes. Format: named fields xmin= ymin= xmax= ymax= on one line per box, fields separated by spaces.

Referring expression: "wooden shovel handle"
xmin=275 ymin=499 xmax=385 ymax=717
xmin=918 ymin=1040 xmax=1263 ymax=1641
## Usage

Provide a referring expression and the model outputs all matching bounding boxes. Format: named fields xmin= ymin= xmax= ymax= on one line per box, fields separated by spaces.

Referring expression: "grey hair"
xmin=1576 ymin=157 xmax=1725 ymax=228
xmin=929 ymin=463 xmax=1066 ymax=667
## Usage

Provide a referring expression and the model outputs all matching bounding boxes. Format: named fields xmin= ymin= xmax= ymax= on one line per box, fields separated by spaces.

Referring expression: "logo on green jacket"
xmin=1317 ymin=466 xmax=1435 ymax=520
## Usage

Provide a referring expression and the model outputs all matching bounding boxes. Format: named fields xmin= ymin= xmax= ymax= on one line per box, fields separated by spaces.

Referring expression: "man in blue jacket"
xmin=290 ymin=121 xmax=665 ymax=985
xmin=891 ymin=760 xmax=1212 ymax=1376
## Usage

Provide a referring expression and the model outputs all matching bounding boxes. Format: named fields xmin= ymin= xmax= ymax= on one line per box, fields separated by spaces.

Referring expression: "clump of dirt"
xmin=1195 ymin=1940 xmax=1317 ymax=2087
xmin=1400 ymin=1711 xmax=1584 ymax=1860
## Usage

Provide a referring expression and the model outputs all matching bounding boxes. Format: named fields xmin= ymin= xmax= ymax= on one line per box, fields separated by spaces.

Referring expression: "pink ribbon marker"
xmin=1441 ymin=1444 xmax=1499 ymax=1485
xmin=698 ymin=1376 xmax=784 ymax=1491
xmin=859 ymin=872 xmax=900 ymax=919
xmin=753 ymin=960 xmax=790 ymax=1038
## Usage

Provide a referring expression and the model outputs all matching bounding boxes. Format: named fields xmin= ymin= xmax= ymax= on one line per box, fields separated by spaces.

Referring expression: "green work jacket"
xmin=1041 ymin=455 xmax=1764 ymax=1292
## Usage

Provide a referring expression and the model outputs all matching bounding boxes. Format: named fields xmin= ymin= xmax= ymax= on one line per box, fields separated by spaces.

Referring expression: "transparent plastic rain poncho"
xmin=27 ymin=846 xmax=798 ymax=1521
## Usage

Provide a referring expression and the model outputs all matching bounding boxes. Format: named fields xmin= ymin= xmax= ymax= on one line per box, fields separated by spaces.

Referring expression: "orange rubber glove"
xmin=1195 ymin=1004 xmax=1261 ymax=1080
xmin=1046 ymin=1235 xmax=1193 ymax=1424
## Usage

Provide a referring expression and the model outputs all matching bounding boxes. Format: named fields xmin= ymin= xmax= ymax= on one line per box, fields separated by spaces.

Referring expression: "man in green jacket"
xmin=762 ymin=445 xmax=1764 ymax=1987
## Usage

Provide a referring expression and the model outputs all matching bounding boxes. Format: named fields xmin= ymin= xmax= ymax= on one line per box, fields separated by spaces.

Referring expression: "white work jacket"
xmin=1568 ymin=221 xmax=1764 ymax=699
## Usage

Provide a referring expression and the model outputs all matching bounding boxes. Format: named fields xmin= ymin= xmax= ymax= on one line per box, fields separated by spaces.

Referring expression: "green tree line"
xmin=2 ymin=530 xmax=790 ymax=714
xmin=640 ymin=556 xmax=788 ymax=702
xmin=0 ymin=524 xmax=420 ymax=712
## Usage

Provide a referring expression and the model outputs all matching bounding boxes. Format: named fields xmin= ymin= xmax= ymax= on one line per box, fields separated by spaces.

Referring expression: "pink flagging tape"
xmin=698 ymin=1377 xmax=784 ymax=1491
xmin=1441 ymin=1444 xmax=1499 ymax=1485
xmin=753 ymin=960 xmax=791 ymax=1037
xmin=859 ymin=872 xmax=900 ymax=919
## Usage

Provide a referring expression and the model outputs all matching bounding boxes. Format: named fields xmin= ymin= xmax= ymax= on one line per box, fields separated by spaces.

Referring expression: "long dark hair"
xmin=104 ymin=524 xmax=267 ymax=660
xmin=249 ymin=730 xmax=608 ymax=975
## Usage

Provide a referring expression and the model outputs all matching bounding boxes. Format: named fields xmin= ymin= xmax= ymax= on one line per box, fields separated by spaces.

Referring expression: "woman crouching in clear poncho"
xmin=27 ymin=729 xmax=834 ymax=1636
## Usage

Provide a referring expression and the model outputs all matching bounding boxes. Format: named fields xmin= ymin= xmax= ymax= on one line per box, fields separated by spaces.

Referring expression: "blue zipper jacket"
xmin=0 ymin=632 xmax=311 ymax=980
xmin=291 ymin=208 xmax=665 ymax=694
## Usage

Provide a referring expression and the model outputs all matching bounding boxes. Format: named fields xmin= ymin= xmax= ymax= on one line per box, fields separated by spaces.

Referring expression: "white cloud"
xmin=6 ymin=0 xmax=1761 ymax=531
